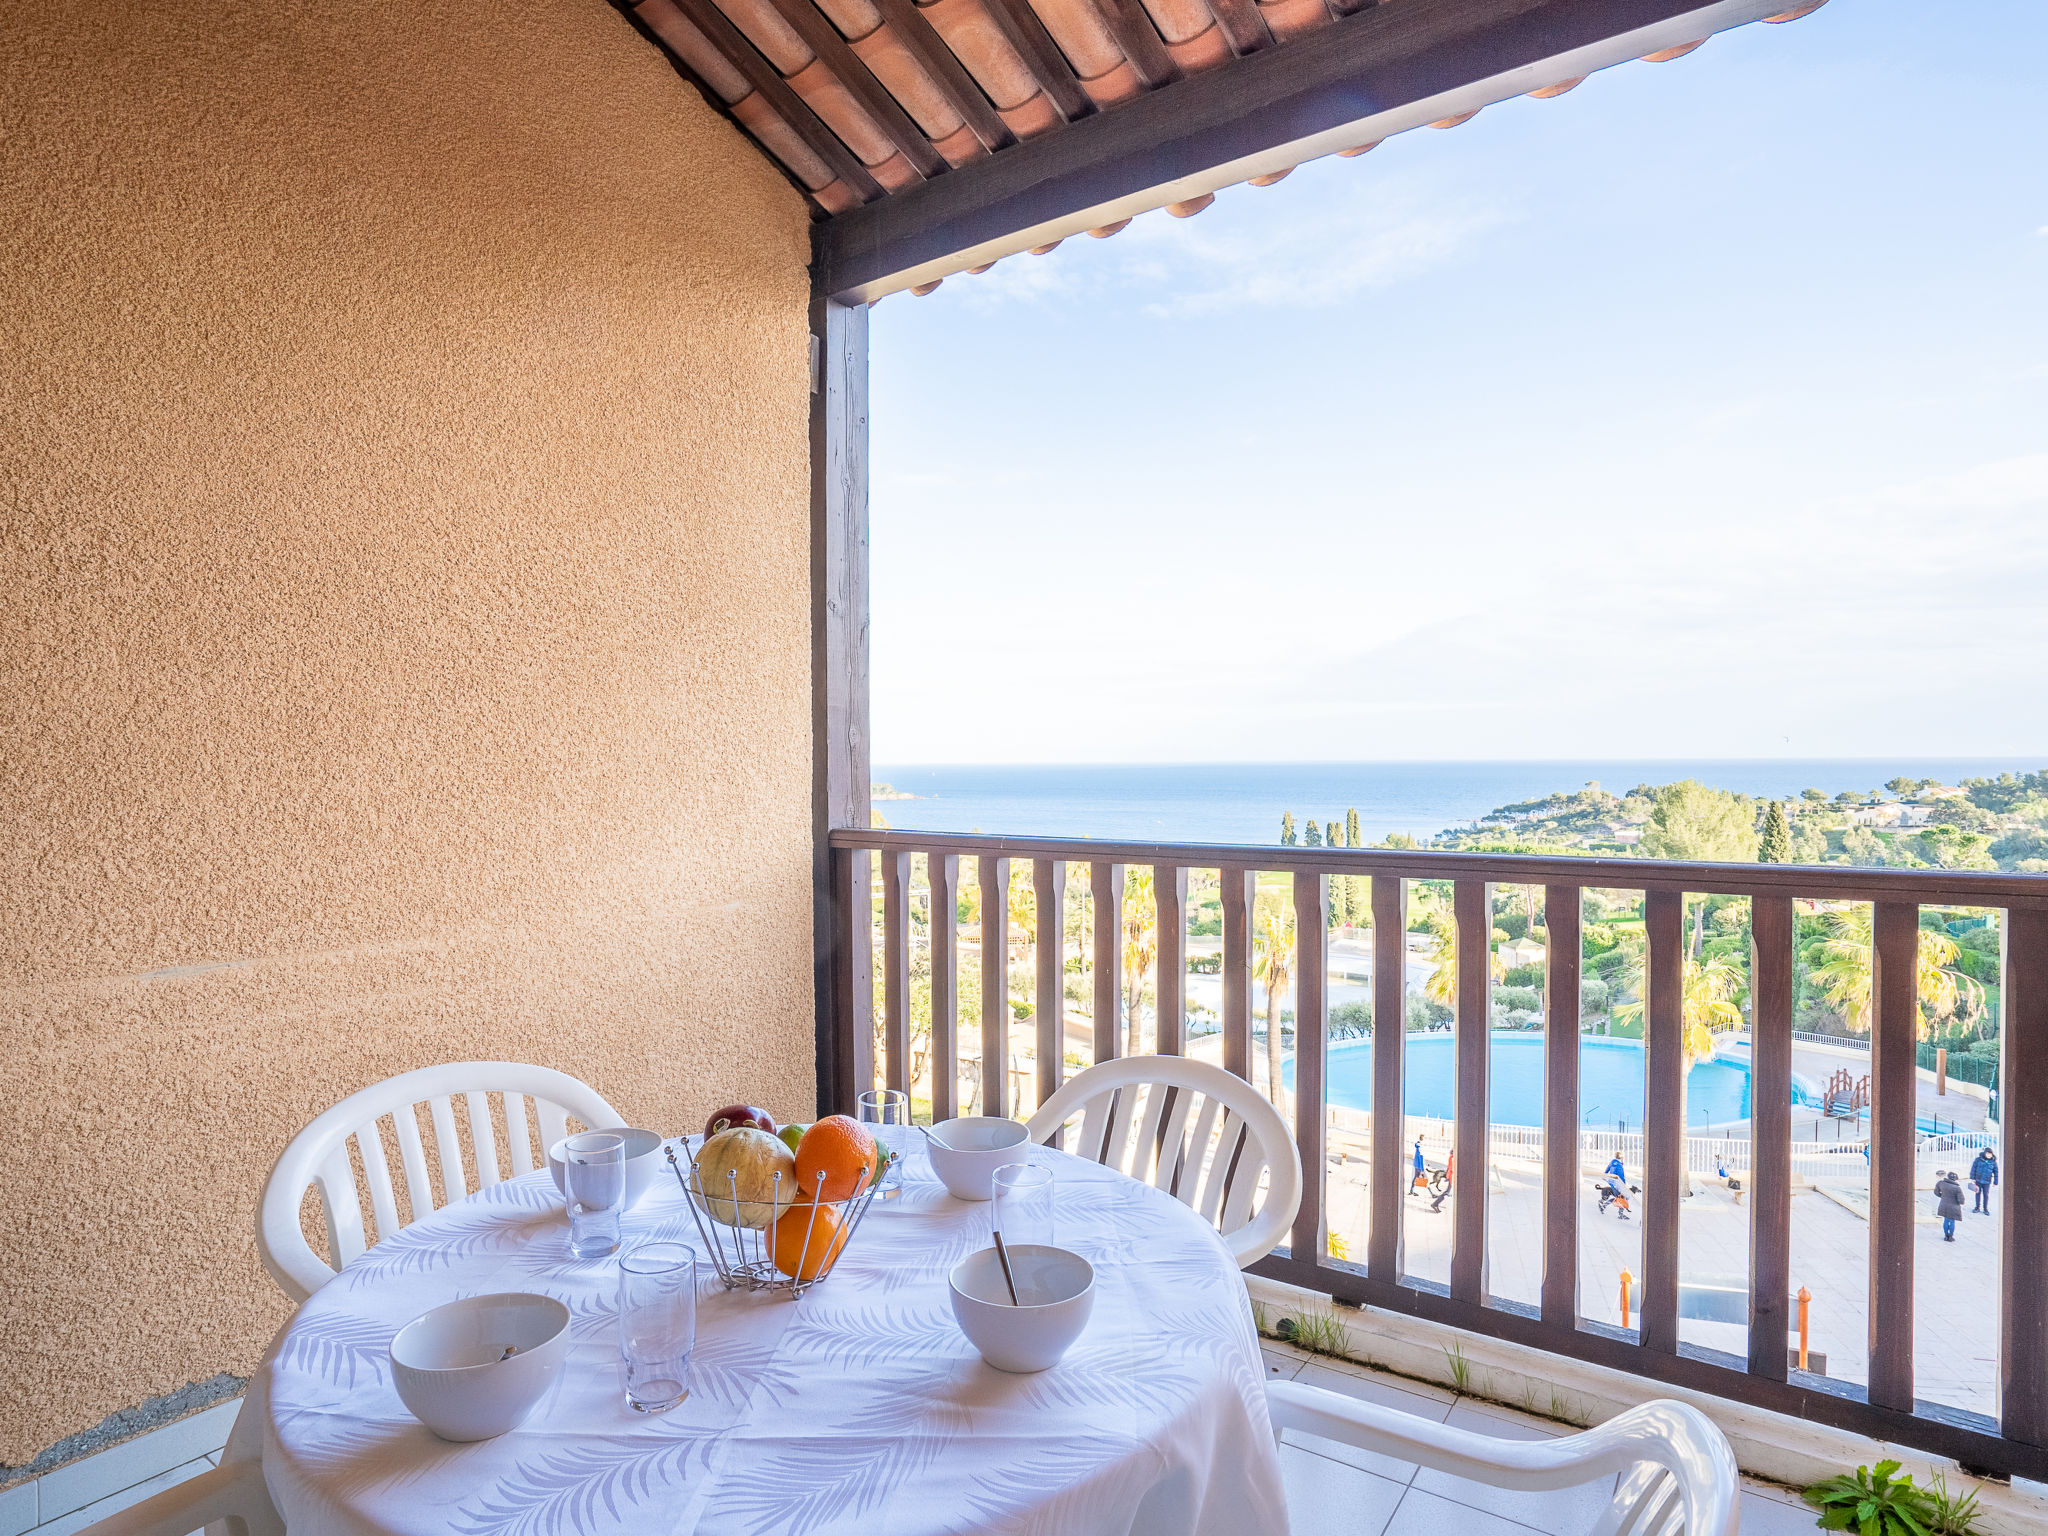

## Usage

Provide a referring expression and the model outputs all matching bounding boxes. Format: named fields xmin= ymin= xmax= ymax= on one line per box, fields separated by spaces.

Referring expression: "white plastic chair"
xmin=1024 ymin=1056 xmax=1302 ymax=1267
xmin=1267 ymin=1379 xmax=1740 ymax=1536
xmin=68 ymin=1328 xmax=287 ymax=1536
xmin=259 ymin=1060 xmax=622 ymax=1302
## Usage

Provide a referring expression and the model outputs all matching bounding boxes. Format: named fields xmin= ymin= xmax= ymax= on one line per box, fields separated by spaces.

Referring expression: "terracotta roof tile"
xmin=628 ymin=0 xmax=1832 ymax=283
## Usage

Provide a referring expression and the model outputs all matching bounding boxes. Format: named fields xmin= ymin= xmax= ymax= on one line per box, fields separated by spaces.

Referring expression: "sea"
xmin=868 ymin=759 xmax=2046 ymax=846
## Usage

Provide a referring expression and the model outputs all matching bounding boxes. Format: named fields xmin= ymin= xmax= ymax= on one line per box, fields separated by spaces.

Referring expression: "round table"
xmin=264 ymin=1137 xmax=1288 ymax=1536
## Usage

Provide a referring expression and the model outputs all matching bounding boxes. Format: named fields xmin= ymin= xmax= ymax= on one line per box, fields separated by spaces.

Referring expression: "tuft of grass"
xmin=1926 ymin=1471 xmax=1985 ymax=1536
xmin=1251 ymin=1299 xmax=1270 ymax=1337
xmin=1520 ymin=1383 xmax=1541 ymax=1417
xmin=1443 ymin=1341 xmax=1472 ymax=1395
xmin=1549 ymin=1387 xmax=1573 ymax=1423
xmin=1293 ymin=1307 xmax=1348 ymax=1358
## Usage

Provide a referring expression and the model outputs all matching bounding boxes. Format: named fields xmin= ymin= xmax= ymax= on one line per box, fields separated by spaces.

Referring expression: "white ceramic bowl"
xmin=949 ymin=1244 xmax=1095 ymax=1373
xmin=926 ymin=1117 xmax=1030 ymax=1201
xmin=547 ymin=1127 xmax=664 ymax=1209
xmin=389 ymin=1293 xmax=569 ymax=1441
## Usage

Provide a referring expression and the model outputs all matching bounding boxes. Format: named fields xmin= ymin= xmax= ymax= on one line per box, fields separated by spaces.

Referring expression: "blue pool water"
xmin=1283 ymin=1035 xmax=1754 ymax=1130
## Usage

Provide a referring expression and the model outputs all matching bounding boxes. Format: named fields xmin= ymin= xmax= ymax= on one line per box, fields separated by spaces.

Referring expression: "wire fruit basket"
xmin=666 ymin=1143 xmax=883 ymax=1297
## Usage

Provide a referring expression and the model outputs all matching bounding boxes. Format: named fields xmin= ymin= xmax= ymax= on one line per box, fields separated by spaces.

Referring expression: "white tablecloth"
xmin=265 ymin=1138 xmax=1288 ymax=1536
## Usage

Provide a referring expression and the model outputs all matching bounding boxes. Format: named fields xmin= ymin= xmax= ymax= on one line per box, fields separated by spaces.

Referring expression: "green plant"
xmin=1443 ymin=1340 xmax=1471 ymax=1394
xmin=1802 ymin=1461 xmax=1956 ymax=1536
xmin=1926 ymin=1472 xmax=1984 ymax=1536
xmin=1283 ymin=1306 xmax=1347 ymax=1358
xmin=1250 ymin=1298 xmax=1270 ymax=1336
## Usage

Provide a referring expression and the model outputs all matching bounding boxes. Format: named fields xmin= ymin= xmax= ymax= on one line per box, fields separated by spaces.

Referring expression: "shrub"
xmin=1329 ymin=1000 xmax=1373 ymax=1037
xmin=1492 ymin=986 xmax=1541 ymax=1013
xmin=1502 ymin=963 xmax=1544 ymax=988
xmin=1406 ymin=991 xmax=1451 ymax=1029
xmin=1580 ymin=977 xmax=1612 ymax=1013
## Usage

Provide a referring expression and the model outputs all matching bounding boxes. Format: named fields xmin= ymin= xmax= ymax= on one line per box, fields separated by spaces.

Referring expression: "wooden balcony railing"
xmin=823 ymin=828 xmax=2048 ymax=1480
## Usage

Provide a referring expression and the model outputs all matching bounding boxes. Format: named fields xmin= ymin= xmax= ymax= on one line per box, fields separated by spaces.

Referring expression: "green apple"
xmin=777 ymin=1122 xmax=808 ymax=1154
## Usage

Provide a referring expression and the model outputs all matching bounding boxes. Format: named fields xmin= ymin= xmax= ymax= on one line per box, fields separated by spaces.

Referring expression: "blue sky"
xmin=870 ymin=0 xmax=2047 ymax=764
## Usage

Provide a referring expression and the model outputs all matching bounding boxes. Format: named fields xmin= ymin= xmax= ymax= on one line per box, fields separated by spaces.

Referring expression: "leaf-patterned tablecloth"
xmin=265 ymin=1140 xmax=1289 ymax=1536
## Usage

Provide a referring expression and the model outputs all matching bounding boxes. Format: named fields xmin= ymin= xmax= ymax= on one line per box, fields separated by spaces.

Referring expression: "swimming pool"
xmin=1282 ymin=1034 xmax=1755 ymax=1129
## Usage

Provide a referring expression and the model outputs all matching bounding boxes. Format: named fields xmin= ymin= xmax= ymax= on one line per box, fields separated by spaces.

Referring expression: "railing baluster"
xmin=1092 ymin=861 xmax=1124 ymax=1063
xmin=834 ymin=846 xmax=874 ymax=1110
xmin=1641 ymin=888 xmax=1684 ymax=1351
xmin=979 ymin=855 xmax=1010 ymax=1118
xmin=1451 ymin=879 xmax=1491 ymax=1304
xmin=1155 ymin=865 xmax=1187 ymax=1055
xmin=1368 ymin=875 xmax=1406 ymax=1282
xmin=882 ymin=851 xmax=911 ymax=1097
xmin=1541 ymin=883 xmax=1581 ymax=1329
xmin=1748 ymin=893 xmax=1795 ymax=1381
xmin=1034 ymin=858 xmax=1067 ymax=1110
xmin=2002 ymin=908 xmax=2048 ymax=1445
xmin=1293 ymin=871 xmax=1329 ymax=1264
xmin=930 ymin=852 xmax=959 ymax=1124
xmin=1221 ymin=866 xmax=1255 ymax=1081
xmin=1869 ymin=900 xmax=1919 ymax=1411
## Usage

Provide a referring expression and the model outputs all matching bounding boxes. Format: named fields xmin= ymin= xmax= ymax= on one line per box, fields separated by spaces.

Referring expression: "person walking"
xmin=1430 ymin=1150 xmax=1456 ymax=1212
xmin=1410 ymin=1138 xmax=1426 ymax=1197
xmin=1935 ymin=1169 xmax=1965 ymax=1242
xmin=1969 ymin=1147 xmax=1998 ymax=1214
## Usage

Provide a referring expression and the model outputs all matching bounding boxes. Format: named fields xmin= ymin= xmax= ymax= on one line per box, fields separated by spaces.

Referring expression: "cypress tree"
xmin=1759 ymin=800 xmax=1792 ymax=864
xmin=1344 ymin=807 xmax=1367 ymax=926
xmin=1325 ymin=820 xmax=1341 ymax=848
xmin=1304 ymin=820 xmax=1323 ymax=847
xmin=1281 ymin=812 xmax=1297 ymax=845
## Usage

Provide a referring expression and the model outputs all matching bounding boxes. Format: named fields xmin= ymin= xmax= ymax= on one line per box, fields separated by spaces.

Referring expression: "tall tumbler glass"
xmin=618 ymin=1241 xmax=696 ymax=1413
xmin=857 ymin=1088 xmax=910 ymax=1200
xmin=991 ymin=1162 xmax=1055 ymax=1250
xmin=564 ymin=1131 xmax=625 ymax=1260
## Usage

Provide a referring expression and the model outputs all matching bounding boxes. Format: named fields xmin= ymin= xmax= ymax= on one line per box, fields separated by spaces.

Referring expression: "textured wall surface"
xmin=1 ymin=0 xmax=813 ymax=1465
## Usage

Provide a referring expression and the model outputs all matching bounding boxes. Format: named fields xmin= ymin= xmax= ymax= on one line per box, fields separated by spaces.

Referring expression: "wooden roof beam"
xmin=665 ymin=0 xmax=886 ymax=200
xmin=759 ymin=0 xmax=952 ymax=179
xmin=979 ymin=0 xmax=1097 ymax=122
xmin=869 ymin=0 xmax=1018 ymax=152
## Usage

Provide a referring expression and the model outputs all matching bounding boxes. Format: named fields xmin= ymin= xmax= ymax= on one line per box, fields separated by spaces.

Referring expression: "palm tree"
xmin=1122 ymin=869 xmax=1157 ymax=1056
xmin=1422 ymin=909 xmax=1503 ymax=1009
xmin=1614 ymin=956 xmax=1739 ymax=1066
xmin=1808 ymin=907 xmax=1984 ymax=1035
xmin=1253 ymin=896 xmax=1294 ymax=1110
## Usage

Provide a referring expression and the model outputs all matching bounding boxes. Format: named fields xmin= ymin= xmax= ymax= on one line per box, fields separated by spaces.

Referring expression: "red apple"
xmin=704 ymin=1104 xmax=776 ymax=1139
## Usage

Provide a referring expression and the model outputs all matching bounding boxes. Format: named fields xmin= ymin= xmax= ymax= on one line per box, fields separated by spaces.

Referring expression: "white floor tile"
xmin=0 ymin=1482 xmax=35 ymax=1536
xmin=1409 ymin=1402 xmax=1616 ymax=1532
xmin=33 ymin=1402 xmax=240 ymax=1522
xmin=1382 ymin=1485 xmax=1548 ymax=1536
xmin=1736 ymin=1486 xmax=1825 ymax=1535
xmin=1264 ymin=1347 xmax=1306 ymax=1381
xmin=1280 ymin=1443 xmax=1408 ymax=1536
xmin=31 ymin=1456 xmax=213 ymax=1536
xmin=1279 ymin=1362 xmax=1457 ymax=1486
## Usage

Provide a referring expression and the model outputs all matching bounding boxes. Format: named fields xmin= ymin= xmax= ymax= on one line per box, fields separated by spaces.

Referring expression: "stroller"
xmin=1595 ymin=1178 xmax=1640 ymax=1219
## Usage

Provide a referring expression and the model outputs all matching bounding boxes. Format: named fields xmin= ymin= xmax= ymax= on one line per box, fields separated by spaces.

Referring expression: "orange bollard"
xmin=1620 ymin=1269 xmax=1633 ymax=1330
xmin=1797 ymin=1286 xmax=1812 ymax=1370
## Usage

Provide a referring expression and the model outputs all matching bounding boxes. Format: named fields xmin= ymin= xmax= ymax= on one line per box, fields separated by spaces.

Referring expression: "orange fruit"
xmin=770 ymin=1201 xmax=848 ymax=1281
xmin=793 ymin=1115 xmax=876 ymax=1202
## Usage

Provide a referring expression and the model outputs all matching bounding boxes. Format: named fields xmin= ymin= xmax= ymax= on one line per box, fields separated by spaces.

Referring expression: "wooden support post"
xmin=1155 ymin=865 xmax=1187 ymax=1055
xmin=1748 ymin=894 xmax=1795 ymax=1382
xmin=1541 ymin=883 xmax=1580 ymax=1329
xmin=834 ymin=846 xmax=874 ymax=1111
xmin=1640 ymin=888 xmax=1684 ymax=1353
xmin=979 ymin=856 xmax=1010 ymax=1118
xmin=1091 ymin=862 xmax=1125 ymax=1063
xmin=929 ymin=853 xmax=959 ymax=1123
xmin=881 ymin=850 xmax=911 ymax=1097
xmin=1868 ymin=901 xmax=1918 ymax=1412
xmin=1367 ymin=874 xmax=1406 ymax=1282
xmin=1033 ymin=859 xmax=1067 ymax=1113
xmin=1451 ymin=879 xmax=1490 ymax=1304
xmin=2002 ymin=909 xmax=2048 ymax=1445
xmin=1294 ymin=871 xmax=1329 ymax=1264
xmin=809 ymin=296 xmax=869 ymax=1117
xmin=1221 ymin=867 xmax=1256 ymax=1082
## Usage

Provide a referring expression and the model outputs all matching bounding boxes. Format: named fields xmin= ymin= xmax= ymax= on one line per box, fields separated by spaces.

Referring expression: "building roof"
xmin=619 ymin=0 xmax=1828 ymax=297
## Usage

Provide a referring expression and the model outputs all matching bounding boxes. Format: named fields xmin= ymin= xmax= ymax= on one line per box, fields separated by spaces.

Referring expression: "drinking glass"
xmin=564 ymin=1132 xmax=625 ymax=1260
xmin=618 ymin=1242 xmax=696 ymax=1413
xmin=857 ymin=1088 xmax=910 ymax=1200
xmin=991 ymin=1162 xmax=1054 ymax=1250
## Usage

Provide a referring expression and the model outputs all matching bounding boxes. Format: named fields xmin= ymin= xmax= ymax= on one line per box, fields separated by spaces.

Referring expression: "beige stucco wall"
xmin=1 ymin=0 xmax=815 ymax=1466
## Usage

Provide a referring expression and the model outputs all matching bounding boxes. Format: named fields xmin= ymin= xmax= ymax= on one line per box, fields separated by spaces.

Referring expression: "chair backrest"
xmin=258 ymin=1061 xmax=623 ymax=1302
xmin=1265 ymin=1382 xmax=1739 ymax=1536
xmin=1023 ymin=1055 xmax=1302 ymax=1267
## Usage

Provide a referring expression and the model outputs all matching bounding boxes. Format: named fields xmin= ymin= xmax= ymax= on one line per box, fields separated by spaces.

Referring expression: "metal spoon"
xmin=991 ymin=1230 xmax=1021 ymax=1306
xmin=917 ymin=1124 xmax=958 ymax=1152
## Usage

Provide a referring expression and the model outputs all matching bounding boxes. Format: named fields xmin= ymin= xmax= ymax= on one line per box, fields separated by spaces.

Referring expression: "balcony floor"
xmin=1260 ymin=1337 xmax=1821 ymax=1535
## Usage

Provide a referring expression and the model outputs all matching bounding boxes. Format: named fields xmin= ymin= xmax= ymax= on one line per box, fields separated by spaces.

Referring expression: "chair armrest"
xmin=65 ymin=1460 xmax=282 ymax=1536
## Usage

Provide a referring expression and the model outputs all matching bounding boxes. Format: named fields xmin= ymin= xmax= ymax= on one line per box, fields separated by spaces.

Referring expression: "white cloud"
xmin=1868 ymin=453 xmax=2048 ymax=511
